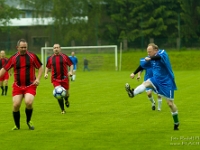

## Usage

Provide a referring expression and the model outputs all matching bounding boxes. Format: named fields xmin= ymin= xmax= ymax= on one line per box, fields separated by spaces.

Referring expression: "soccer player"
xmin=0 ymin=50 xmax=10 ymax=95
xmin=137 ymin=68 xmax=162 ymax=111
xmin=44 ymin=44 xmax=73 ymax=114
xmin=69 ymin=51 xmax=78 ymax=81
xmin=0 ymin=39 xmax=43 ymax=130
xmin=125 ymin=43 xmax=179 ymax=130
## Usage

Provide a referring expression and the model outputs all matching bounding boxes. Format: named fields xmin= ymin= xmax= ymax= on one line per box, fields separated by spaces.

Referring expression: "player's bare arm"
xmin=33 ymin=66 xmax=43 ymax=86
xmin=0 ymin=68 xmax=6 ymax=78
xmin=44 ymin=67 xmax=49 ymax=79
xmin=68 ymin=65 xmax=73 ymax=77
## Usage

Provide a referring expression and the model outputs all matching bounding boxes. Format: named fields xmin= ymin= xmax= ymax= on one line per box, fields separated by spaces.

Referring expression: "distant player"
xmin=44 ymin=44 xmax=73 ymax=114
xmin=69 ymin=51 xmax=78 ymax=81
xmin=0 ymin=50 xmax=10 ymax=95
xmin=125 ymin=43 xmax=179 ymax=130
xmin=83 ymin=58 xmax=90 ymax=71
xmin=136 ymin=68 xmax=162 ymax=111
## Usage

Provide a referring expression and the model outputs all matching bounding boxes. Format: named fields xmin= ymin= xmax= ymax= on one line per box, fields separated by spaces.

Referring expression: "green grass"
xmin=121 ymin=50 xmax=200 ymax=71
xmin=0 ymin=70 xmax=200 ymax=150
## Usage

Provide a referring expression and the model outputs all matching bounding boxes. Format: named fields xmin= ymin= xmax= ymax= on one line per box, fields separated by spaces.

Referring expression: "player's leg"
xmin=24 ymin=85 xmax=37 ymax=130
xmin=125 ymin=80 xmax=154 ymax=98
xmin=24 ymin=93 xmax=35 ymax=130
xmin=146 ymin=90 xmax=156 ymax=110
xmin=62 ymin=81 xmax=70 ymax=108
xmin=4 ymin=73 xmax=9 ymax=95
xmin=166 ymin=99 xmax=179 ymax=130
xmin=72 ymin=70 xmax=76 ymax=81
xmin=53 ymin=82 xmax=65 ymax=113
xmin=86 ymin=65 xmax=90 ymax=71
xmin=4 ymin=79 xmax=8 ymax=95
xmin=157 ymin=94 xmax=162 ymax=111
xmin=0 ymin=80 xmax=4 ymax=95
xmin=64 ymin=90 xmax=70 ymax=108
xmin=12 ymin=94 xmax=23 ymax=130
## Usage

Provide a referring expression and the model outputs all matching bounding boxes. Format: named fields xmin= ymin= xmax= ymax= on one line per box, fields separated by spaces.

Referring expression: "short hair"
xmin=17 ymin=39 xmax=27 ymax=46
xmin=148 ymin=43 xmax=159 ymax=50
xmin=53 ymin=43 xmax=61 ymax=47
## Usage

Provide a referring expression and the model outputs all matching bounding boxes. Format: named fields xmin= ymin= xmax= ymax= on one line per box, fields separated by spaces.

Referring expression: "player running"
xmin=44 ymin=44 xmax=73 ymax=114
xmin=0 ymin=50 xmax=10 ymax=95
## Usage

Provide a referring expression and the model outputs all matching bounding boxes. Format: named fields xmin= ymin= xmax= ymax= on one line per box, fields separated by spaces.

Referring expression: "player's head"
xmin=71 ymin=51 xmax=75 ymax=56
xmin=16 ymin=39 xmax=28 ymax=55
xmin=0 ymin=50 xmax=5 ymax=58
xmin=53 ymin=44 xmax=61 ymax=55
xmin=147 ymin=43 xmax=159 ymax=57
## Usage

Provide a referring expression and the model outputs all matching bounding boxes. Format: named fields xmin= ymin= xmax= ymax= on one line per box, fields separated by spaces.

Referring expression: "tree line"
xmin=1 ymin=0 xmax=200 ymax=49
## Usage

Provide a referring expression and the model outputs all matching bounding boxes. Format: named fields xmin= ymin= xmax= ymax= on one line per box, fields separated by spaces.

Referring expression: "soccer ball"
xmin=53 ymin=86 xmax=66 ymax=99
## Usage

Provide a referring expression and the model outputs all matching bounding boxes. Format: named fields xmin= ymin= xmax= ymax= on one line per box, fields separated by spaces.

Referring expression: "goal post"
xmin=41 ymin=45 xmax=118 ymax=71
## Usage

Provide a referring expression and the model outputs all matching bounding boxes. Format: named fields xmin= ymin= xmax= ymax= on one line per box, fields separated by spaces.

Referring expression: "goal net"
xmin=41 ymin=45 xmax=118 ymax=71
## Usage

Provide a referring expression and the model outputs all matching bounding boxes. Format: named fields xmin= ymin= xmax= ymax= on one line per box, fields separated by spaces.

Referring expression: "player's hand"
xmin=44 ymin=74 xmax=48 ymax=79
xmin=68 ymin=72 xmax=73 ymax=77
xmin=137 ymin=76 xmax=141 ymax=81
xmin=130 ymin=73 xmax=135 ymax=79
xmin=145 ymin=57 xmax=151 ymax=61
xmin=33 ymin=79 xmax=40 ymax=86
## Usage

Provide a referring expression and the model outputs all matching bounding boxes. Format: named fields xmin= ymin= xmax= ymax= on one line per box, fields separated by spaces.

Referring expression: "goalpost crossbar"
xmin=41 ymin=45 xmax=118 ymax=71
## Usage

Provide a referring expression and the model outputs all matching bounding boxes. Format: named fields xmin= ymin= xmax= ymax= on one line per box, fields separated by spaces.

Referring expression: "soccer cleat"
xmin=65 ymin=99 xmax=70 ymax=108
xmin=27 ymin=121 xmax=35 ymax=130
xmin=152 ymin=103 xmax=156 ymax=110
xmin=174 ymin=123 xmax=179 ymax=130
xmin=12 ymin=125 xmax=19 ymax=130
xmin=125 ymin=83 xmax=134 ymax=98
xmin=158 ymin=108 xmax=161 ymax=111
xmin=61 ymin=110 xmax=66 ymax=114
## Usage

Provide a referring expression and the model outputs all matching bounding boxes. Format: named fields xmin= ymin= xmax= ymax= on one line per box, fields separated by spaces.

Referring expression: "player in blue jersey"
xmin=137 ymin=68 xmax=162 ymax=111
xmin=69 ymin=51 xmax=78 ymax=81
xmin=125 ymin=43 xmax=179 ymax=130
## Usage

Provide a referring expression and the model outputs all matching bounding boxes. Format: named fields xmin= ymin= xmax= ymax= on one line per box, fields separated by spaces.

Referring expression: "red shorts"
xmin=12 ymin=83 xmax=37 ymax=96
xmin=0 ymin=72 xmax=9 ymax=81
xmin=52 ymin=78 xmax=69 ymax=90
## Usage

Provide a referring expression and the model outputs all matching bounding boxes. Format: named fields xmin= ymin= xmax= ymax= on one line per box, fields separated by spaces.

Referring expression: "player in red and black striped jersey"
xmin=0 ymin=39 xmax=43 ymax=130
xmin=0 ymin=50 xmax=10 ymax=95
xmin=44 ymin=44 xmax=73 ymax=114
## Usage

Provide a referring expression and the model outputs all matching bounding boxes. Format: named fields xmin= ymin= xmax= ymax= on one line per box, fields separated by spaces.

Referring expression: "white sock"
xmin=148 ymin=96 xmax=155 ymax=104
xmin=134 ymin=84 xmax=146 ymax=96
xmin=73 ymin=75 xmax=76 ymax=80
xmin=158 ymin=98 xmax=162 ymax=110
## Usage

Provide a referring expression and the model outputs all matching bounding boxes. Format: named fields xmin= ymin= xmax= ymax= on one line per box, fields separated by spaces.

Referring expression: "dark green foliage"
xmin=3 ymin=0 xmax=200 ymax=47
xmin=0 ymin=0 xmax=20 ymax=29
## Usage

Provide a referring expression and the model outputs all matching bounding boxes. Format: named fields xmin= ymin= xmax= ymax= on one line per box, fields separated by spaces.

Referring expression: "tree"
xmin=103 ymin=0 xmax=181 ymax=48
xmin=0 ymin=0 xmax=20 ymax=28
xmin=178 ymin=0 xmax=200 ymax=47
xmin=19 ymin=0 xmax=104 ymax=46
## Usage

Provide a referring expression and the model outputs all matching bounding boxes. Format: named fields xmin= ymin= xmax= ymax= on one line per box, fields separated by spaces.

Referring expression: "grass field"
xmin=0 ymin=70 xmax=200 ymax=150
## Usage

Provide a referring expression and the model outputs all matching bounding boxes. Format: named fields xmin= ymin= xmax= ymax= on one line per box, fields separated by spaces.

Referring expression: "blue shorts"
xmin=148 ymin=78 xmax=175 ymax=100
xmin=73 ymin=65 xmax=77 ymax=71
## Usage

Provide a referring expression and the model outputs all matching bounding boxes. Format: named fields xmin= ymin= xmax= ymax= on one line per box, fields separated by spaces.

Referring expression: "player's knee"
xmin=25 ymin=103 xmax=33 ymax=109
xmin=147 ymin=93 xmax=152 ymax=98
xmin=13 ymin=102 xmax=21 ymax=110
xmin=25 ymin=99 xmax=34 ymax=108
xmin=166 ymin=100 xmax=174 ymax=108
